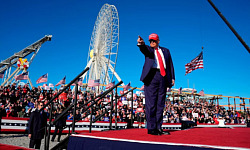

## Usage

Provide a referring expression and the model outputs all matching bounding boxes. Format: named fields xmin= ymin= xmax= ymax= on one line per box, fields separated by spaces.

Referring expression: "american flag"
xmin=15 ymin=72 xmax=29 ymax=80
xmin=44 ymin=85 xmax=50 ymax=90
xmin=185 ymin=51 xmax=203 ymax=75
xmin=72 ymin=77 xmax=83 ymax=86
xmin=0 ymin=71 xmax=4 ymax=78
xmin=106 ymin=81 xmax=115 ymax=89
xmin=36 ymin=73 xmax=48 ymax=84
xmin=49 ymin=83 xmax=54 ymax=88
xmin=199 ymin=89 xmax=205 ymax=96
xmin=88 ymin=79 xmax=100 ymax=87
xmin=123 ymin=82 xmax=131 ymax=90
xmin=56 ymin=76 xmax=66 ymax=86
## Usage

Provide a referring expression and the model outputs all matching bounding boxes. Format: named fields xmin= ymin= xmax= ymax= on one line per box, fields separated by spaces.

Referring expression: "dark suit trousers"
xmin=144 ymin=69 xmax=167 ymax=130
xmin=29 ymin=139 xmax=42 ymax=149
xmin=52 ymin=126 xmax=63 ymax=141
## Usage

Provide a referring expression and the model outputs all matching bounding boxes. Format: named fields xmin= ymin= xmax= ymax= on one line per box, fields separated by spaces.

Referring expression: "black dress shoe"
xmin=158 ymin=129 xmax=170 ymax=135
xmin=148 ymin=129 xmax=160 ymax=135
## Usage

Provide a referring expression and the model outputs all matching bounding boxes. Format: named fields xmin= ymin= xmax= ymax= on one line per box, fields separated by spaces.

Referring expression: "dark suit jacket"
xmin=28 ymin=109 xmax=47 ymax=139
xmin=55 ymin=113 xmax=67 ymax=128
xmin=138 ymin=44 xmax=175 ymax=87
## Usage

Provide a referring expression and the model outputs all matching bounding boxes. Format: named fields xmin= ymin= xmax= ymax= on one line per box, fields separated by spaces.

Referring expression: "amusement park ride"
xmin=0 ymin=35 xmax=52 ymax=87
xmin=80 ymin=4 xmax=124 ymax=89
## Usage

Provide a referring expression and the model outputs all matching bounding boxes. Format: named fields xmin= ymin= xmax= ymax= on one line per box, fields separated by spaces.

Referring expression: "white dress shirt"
xmin=153 ymin=47 xmax=166 ymax=69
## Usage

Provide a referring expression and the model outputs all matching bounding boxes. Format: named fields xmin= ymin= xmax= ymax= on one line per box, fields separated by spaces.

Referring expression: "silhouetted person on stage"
xmin=51 ymin=109 xmax=67 ymax=142
xmin=28 ymin=102 xmax=47 ymax=149
xmin=137 ymin=34 xmax=175 ymax=135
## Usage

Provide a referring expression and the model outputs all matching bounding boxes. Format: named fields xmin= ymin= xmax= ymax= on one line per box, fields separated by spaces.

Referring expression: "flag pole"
xmin=27 ymin=76 xmax=33 ymax=88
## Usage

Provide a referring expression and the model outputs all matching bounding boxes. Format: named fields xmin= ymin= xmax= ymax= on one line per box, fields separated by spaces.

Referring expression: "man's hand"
xmin=137 ymin=36 xmax=145 ymax=45
xmin=172 ymin=79 xmax=175 ymax=86
xmin=28 ymin=134 xmax=31 ymax=139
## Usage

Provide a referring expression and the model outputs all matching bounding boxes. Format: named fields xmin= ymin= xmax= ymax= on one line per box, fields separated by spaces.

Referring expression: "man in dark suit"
xmin=51 ymin=109 xmax=67 ymax=142
xmin=138 ymin=33 xmax=175 ymax=135
xmin=28 ymin=102 xmax=47 ymax=149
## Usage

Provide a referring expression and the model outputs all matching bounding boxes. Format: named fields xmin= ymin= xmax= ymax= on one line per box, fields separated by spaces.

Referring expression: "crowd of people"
xmin=0 ymin=83 xmax=249 ymax=126
xmin=163 ymin=98 xmax=248 ymax=124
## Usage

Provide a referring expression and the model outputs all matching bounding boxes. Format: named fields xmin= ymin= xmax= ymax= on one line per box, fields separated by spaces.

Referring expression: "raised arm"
xmin=137 ymin=36 xmax=152 ymax=56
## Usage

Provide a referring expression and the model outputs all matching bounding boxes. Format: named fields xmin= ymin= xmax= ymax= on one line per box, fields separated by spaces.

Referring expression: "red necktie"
xmin=155 ymin=48 xmax=166 ymax=77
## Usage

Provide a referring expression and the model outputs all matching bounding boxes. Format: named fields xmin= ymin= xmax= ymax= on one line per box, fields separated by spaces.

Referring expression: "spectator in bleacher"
xmin=67 ymin=112 xmax=73 ymax=120
xmin=6 ymin=107 xmax=16 ymax=117
xmin=121 ymin=109 xmax=127 ymax=122
xmin=240 ymin=117 xmax=246 ymax=124
xmin=0 ymin=105 xmax=6 ymax=117
xmin=18 ymin=108 xmax=26 ymax=118
xmin=28 ymin=99 xmax=35 ymax=109
xmin=102 ymin=113 xmax=109 ymax=122
xmin=225 ymin=115 xmax=231 ymax=124
xmin=75 ymin=110 xmax=81 ymax=121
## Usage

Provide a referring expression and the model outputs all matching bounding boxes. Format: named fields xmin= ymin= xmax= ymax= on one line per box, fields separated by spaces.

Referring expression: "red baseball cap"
xmin=149 ymin=33 xmax=159 ymax=41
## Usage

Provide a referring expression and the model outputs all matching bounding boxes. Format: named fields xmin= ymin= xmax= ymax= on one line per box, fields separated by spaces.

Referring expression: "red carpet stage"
xmin=68 ymin=127 xmax=250 ymax=150
xmin=0 ymin=143 xmax=32 ymax=150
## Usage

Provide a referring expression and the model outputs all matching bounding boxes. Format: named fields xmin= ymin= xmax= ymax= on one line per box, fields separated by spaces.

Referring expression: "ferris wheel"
xmin=81 ymin=4 xmax=124 ymax=88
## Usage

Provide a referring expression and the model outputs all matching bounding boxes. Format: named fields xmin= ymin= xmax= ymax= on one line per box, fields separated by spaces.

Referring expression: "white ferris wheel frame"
xmin=82 ymin=4 xmax=124 ymax=87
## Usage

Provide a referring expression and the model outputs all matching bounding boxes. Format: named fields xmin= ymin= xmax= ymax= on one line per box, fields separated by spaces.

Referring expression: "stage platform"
xmin=68 ymin=127 xmax=250 ymax=150
xmin=0 ymin=143 xmax=32 ymax=150
xmin=1 ymin=117 xmax=246 ymax=133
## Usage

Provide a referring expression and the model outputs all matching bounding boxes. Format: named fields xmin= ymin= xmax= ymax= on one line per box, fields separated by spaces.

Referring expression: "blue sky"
xmin=1 ymin=0 xmax=250 ymax=106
